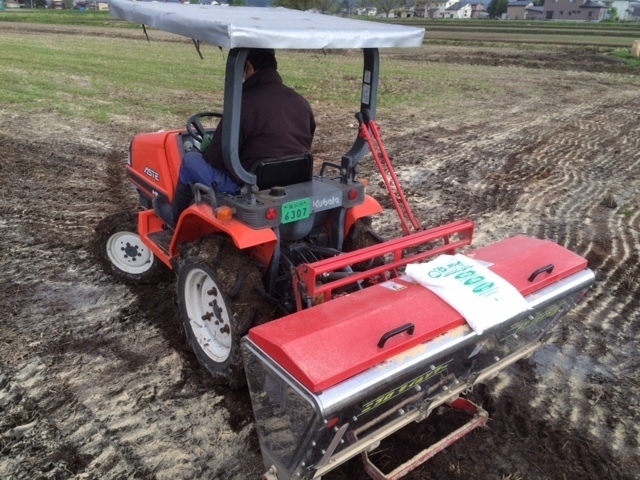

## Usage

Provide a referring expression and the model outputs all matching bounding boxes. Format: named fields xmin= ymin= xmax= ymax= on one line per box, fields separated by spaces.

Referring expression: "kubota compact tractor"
xmin=97 ymin=2 xmax=595 ymax=479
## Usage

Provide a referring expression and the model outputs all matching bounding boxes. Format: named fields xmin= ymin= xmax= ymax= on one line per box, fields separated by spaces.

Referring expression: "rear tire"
xmin=343 ymin=217 xmax=386 ymax=270
xmin=94 ymin=210 xmax=167 ymax=284
xmin=177 ymin=236 xmax=273 ymax=389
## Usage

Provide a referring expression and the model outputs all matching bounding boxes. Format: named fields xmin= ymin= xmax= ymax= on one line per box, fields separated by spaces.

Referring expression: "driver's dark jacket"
xmin=204 ymin=69 xmax=316 ymax=178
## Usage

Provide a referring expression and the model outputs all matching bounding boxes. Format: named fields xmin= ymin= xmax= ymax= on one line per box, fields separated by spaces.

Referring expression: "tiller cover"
xmin=242 ymin=234 xmax=594 ymax=480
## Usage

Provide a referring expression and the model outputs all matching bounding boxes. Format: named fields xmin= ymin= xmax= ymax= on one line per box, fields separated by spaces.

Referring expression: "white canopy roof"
xmin=108 ymin=0 xmax=425 ymax=49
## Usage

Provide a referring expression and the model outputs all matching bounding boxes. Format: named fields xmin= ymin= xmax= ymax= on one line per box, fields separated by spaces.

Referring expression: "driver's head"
xmin=244 ymin=49 xmax=277 ymax=80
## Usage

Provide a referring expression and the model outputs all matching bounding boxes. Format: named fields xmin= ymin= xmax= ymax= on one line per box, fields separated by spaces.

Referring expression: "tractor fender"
xmin=170 ymin=204 xmax=278 ymax=264
xmin=344 ymin=194 xmax=383 ymax=235
xmin=128 ymin=130 xmax=183 ymax=202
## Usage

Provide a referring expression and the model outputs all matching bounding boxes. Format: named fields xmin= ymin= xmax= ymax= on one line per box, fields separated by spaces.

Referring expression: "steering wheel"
xmin=186 ymin=112 xmax=223 ymax=143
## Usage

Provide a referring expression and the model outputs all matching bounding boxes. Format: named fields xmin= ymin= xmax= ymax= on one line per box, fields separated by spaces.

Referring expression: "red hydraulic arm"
xmin=357 ymin=111 xmax=422 ymax=235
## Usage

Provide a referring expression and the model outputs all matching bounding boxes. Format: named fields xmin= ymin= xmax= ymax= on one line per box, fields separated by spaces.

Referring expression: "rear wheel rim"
xmin=106 ymin=231 xmax=154 ymax=275
xmin=183 ymin=268 xmax=232 ymax=363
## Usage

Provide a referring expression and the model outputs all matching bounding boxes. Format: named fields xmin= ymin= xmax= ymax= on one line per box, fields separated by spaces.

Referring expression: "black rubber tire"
xmin=94 ymin=210 xmax=168 ymax=284
xmin=177 ymin=236 xmax=273 ymax=389
xmin=342 ymin=217 xmax=386 ymax=270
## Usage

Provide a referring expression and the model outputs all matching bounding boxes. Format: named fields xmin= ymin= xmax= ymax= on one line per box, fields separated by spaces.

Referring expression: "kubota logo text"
xmin=312 ymin=195 xmax=341 ymax=211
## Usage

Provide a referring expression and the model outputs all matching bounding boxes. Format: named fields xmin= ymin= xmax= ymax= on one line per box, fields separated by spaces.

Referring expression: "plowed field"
xmin=1 ymin=26 xmax=640 ymax=480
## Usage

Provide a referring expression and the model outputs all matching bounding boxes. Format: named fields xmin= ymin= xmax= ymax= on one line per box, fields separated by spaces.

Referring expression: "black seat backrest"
xmin=251 ymin=153 xmax=313 ymax=191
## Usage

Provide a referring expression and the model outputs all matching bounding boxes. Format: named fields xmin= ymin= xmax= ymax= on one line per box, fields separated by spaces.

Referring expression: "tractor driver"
xmin=154 ymin=48 xmax=316 ymax=229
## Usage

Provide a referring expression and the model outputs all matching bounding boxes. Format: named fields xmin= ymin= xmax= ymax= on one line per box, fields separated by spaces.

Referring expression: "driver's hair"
xmin=246 ymin=49 xmax=277 ymax=71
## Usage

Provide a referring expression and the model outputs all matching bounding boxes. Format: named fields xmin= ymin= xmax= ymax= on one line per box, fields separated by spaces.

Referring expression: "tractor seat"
xmin=251 ymin=153 xmax=313 ymax=191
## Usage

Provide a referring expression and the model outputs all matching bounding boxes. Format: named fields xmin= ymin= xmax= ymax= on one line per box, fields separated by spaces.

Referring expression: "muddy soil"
xmin=2 ymin=26 xmax=640 ymax=480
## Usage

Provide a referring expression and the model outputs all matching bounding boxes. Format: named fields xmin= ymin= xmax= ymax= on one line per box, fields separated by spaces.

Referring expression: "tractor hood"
xmin=108 ymin=0 xmax=425 ymax=49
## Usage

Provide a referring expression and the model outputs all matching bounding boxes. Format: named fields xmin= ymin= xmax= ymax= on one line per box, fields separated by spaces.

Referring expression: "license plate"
xmin=281 ymin=198 xmax=311 ymax=224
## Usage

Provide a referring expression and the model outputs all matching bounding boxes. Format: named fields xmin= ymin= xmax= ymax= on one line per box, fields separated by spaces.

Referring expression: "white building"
xmin=444 ymin=0 xmax=474 ymax=18
xmin=612 ymin=0 xmax=640 ymax=20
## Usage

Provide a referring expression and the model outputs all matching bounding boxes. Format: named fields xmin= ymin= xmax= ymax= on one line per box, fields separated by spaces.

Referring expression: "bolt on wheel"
xmin=106 ymin=231 xmax=155 ymax=275
xmin=94 ymin=210 xmax=167 ymax=284
xmin=182 ymin=267 xmax=233 ymax=363
xmin=177 ymin=236 xmax=274 ymax=389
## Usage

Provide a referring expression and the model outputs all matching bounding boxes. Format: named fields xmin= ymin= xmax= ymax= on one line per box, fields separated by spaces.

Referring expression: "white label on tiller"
xmin=380 ymin=281 xmax=407 ymax=292
xmin=406 ymin=254 xmax=530 ymax=335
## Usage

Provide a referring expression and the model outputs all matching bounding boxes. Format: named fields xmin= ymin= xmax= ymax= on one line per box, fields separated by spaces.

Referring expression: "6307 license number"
xmin=281 ymin=198 xmax=311 ymax=224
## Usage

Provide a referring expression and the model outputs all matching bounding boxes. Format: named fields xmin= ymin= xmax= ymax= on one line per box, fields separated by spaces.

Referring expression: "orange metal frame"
xmin=137 ymin=206 xmax=279 ymax=269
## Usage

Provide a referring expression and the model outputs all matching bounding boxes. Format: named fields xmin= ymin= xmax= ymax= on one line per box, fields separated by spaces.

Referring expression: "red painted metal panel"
xmin=129 ymin=130 xmax=182 ymax=200
xmin=468 ymin=236 xmax=587 ymax=296
xmin=249 ymin=235 xmax=588 ymax=393
xmin=249 ymin=277 xmax=466 ymax=393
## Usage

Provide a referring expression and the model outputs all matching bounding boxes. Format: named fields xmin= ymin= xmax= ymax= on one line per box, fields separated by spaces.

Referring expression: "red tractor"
xmin=96 ymin=4 xmax=428 ymax=389
xmin=98 ymin=2 xmax=594 ymax=479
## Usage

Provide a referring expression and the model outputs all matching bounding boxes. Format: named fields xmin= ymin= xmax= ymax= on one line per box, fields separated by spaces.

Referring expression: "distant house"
xmin=543 ymin=0 xmax=608 ymax=21
xmin=609 ymin=0 xmax=640 ymax=20
xmin=610 ymin=1 xmax=630 ymax=20
xmin=414 ymin=0 xmax=485 ymax=18
xmin=470 ymin=2 xmax=488 ymax=17
xmin=627 ymin=1 xmax=640 ymax=20
xmin=415 ymin=0 xmax=455 ymax=19
xmin=507 ymin=0 xmax=534 ymax=19
xmin=444 ymin=1 xmax=474 ymax=18
xmin=525 ymin=5 xmax=545 ymax=18
xmin=398 ymin=6 xmax=417 ymax=17
xmin=355 ymin=6 xmax=377 ymax=16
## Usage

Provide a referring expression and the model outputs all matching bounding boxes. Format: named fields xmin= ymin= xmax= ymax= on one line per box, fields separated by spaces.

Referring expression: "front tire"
xmin=94 ymin=210 xmax=167 ymax=284
xmin=177 ymin=236 xmax=273 ymax=389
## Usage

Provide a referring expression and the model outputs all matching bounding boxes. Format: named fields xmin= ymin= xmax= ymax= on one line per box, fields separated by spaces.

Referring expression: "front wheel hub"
xmin=106 ymin=231 xmax=155 ymax=275
xmin=123 ymin=243 xmax=140 ymax=259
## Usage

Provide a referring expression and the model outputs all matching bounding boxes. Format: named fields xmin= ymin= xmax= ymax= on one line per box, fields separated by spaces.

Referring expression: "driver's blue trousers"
xmin=179 ymin=151 xmax=242 ymax=195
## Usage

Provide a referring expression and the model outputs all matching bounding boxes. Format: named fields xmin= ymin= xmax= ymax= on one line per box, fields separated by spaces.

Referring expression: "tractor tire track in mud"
xmin=2 ymin=47 xmax=640 ymax=479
